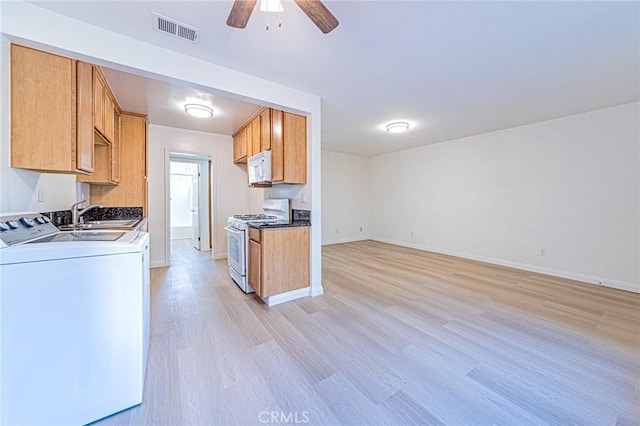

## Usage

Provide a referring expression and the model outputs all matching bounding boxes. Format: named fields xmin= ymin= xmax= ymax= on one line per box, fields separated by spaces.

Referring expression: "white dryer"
xmin=0 ymin=212 xmax=150 ymax=425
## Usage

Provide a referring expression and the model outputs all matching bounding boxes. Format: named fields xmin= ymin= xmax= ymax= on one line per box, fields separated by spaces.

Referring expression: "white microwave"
xmin=248 ymin=150 xmax=272 ymax=185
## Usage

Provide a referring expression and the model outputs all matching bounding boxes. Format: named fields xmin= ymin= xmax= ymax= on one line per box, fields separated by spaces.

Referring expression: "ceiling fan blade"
xmin=293 ymin=0 xmax=339 ymax=34
xmin=227 ymin=0 xmax=257 ymax=29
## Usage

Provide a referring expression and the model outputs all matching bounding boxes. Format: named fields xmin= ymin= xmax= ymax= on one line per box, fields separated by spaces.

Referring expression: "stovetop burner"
xmin=233 ymin=214 xmax=279 ymax=220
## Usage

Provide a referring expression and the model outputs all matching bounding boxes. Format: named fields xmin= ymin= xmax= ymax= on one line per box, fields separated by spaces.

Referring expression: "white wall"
xmin=370 ymin=102 xmax=639 ymax=292
xmin=321 ymin=150 xmax=371 ymax=244
xmin=149 ymin=124 xmax=252 ymax=266
xmin=1 ymin=1 xmax=323 ymax=296
xmin=0 ymin=36 xmax=80 ymax=213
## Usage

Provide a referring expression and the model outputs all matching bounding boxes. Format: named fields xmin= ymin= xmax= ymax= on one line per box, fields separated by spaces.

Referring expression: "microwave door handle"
xmin=258 ymin=163 xmax=265 ymax=181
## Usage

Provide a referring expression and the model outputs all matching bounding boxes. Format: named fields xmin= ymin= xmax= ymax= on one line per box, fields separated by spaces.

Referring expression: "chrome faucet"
xmin=71 ymin=200 xmax=103 ymax=225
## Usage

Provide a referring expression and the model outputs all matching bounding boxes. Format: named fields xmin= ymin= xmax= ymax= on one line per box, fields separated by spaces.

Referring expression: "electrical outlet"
xmin=37 ymin=188 xmax=44 ymax=203
xmin=539 ymin=248 xmax=547 ymax=256
xmin=360 ymin=226 xmax=363 ymax=232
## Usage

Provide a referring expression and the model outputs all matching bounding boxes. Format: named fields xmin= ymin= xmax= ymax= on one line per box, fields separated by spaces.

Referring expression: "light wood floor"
xmin=95 ymin=239 xmax=639 ymax=425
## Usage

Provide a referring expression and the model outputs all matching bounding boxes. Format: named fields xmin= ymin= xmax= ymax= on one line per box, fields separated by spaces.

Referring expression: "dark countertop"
xmin=249 ymin=221 xmax=311 ymax=229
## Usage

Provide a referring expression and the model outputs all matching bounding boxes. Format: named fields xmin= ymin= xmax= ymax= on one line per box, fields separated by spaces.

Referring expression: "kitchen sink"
xmin=84 ymin=219 xmax=139 ymax=227
xmin=58 ymin=219 xmax=140 ymax=231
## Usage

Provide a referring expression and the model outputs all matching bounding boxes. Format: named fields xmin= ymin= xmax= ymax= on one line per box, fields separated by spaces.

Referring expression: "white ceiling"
xmin=32 ymin=1 xmax=639 ymax=156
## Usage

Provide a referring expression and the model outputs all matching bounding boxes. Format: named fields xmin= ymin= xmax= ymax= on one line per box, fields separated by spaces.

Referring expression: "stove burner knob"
xmin=19 ymin=217 xmax=35 ymax=228
xmin=34 ymin=216 xmax=46 ymax=225
xmin=7 ymin=220 xmax=19 ymax=230
xmin=41 ymin=216 xmax=51 ymax=223
xmin=0 ymin=222 xmax=9 ymax=232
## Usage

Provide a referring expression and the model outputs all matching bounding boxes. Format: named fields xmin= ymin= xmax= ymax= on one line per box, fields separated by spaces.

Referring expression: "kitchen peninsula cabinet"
xmin=90 ymin=113 xmax=148 ymax=214
xmin=248 ymin=226 xmax=310 ymax=298
xmin=10 ymin=44 xmax=94 ymax=174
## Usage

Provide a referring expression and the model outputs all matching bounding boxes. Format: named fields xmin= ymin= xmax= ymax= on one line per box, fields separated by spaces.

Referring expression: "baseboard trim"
xmin=151 ymin=260 xmax=169 ymax=269
xmin=213 ymin=252 xmax=226 ymax=260
xmin=264 ymin=287 xmax=311 ymax=307
xmin=323 ymin=236 xmax=370 ymax=246
xmin=370 ymin=237 xmax=639 ymax=294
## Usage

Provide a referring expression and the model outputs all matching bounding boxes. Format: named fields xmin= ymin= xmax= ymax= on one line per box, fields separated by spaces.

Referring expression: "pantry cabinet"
xmin=10 ymin=44 xmax=94 ymax=174
xmin=248 ymin=226 xmax=310 ymax=298
xmin=90 ymin=113 xmax=148 ymax=214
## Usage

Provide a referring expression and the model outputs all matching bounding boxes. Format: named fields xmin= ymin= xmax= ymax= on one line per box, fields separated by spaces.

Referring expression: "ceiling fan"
xmin=227 ymin=0 xmax=339 ymax=34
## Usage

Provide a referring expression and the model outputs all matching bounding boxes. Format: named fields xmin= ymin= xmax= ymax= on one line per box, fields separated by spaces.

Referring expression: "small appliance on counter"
xmin=225 ymin=199 xmax=290 ymax=292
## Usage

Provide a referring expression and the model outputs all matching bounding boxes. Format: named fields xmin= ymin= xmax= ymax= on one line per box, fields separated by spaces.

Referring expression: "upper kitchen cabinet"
xmin=93 ymin=67 xmax=116 ymax=144
xmin=250 ymin=115 xmax=261 ymax=157
xmin=232 ymin=107 xmax=307 ymax=185
xmin=90 ymin=113 xmax=148 ymax=214
xmin=260 ymin=108 xmax=271 ymax=151
xmin=10 ymin=44 xmax=94 ymax=174
xmin=78 ymin=111 xmax=121 ymax=185
xmin=272 ymin=110 xmax=306 ymax=184
xmin=233 ymin=126 xmax=248 ymax=163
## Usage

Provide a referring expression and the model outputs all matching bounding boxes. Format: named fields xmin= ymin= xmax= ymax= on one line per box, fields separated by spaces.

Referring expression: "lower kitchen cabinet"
xmin=248 ymin=226 xmax=310 ymax=298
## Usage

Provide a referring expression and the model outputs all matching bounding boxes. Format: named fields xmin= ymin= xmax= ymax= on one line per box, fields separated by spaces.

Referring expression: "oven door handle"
xmin=224 ymin=226 xmax=242 ymax=235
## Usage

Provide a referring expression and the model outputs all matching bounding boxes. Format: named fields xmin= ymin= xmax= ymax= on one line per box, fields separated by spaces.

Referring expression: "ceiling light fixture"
xmin=184 ymin=104 xmax=213 ymax=118
xmin=386 ymin=121 xmax=410 ymax=133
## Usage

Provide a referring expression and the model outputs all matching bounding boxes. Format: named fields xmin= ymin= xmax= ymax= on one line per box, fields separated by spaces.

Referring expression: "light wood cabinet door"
xmin=111 ymin=112 xmax=121 ymax=183
xmin=271 ymin=111 xmax=306 ymax=184
xmin=76 ymin=61 xmax=94 ymax=173
xmin=10 ymin=44 xmax=92 ymax=174
xmin=260 ymin=108 xmax=271 ymax=151
xmin=233 ymin=127 xmax=248 ymax=163
xmin=104 ymin=95 xmax=115 ymax=143
xmin=281 ymin=112 xmax=307 ymax=184
xmin=261 ymin=227 xmax=310 ymax=297
xmin=271 ymin=109 xmax=284 ymax=181
xmin=245 ymin=121 xmax=254 ymax=158
xmin=248 ymin=239 xmax=262 ymax=297
xmin=251 ymin=116 xmax=261 ymax=156
xmin=93 ymin=71 xmax=105 ymax=136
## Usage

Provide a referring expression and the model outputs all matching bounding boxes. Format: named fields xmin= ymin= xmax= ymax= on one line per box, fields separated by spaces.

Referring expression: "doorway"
xmin=169 ymin=154 xmax=211 ymax=251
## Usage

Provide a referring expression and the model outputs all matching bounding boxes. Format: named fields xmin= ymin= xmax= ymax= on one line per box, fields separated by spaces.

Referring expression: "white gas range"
xmin=225 ymin=199 xmax=290 ymax=293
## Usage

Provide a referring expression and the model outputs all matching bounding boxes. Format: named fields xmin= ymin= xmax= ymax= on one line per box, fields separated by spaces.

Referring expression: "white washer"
xmin=0 ymin=212 xmax=150 ymax=425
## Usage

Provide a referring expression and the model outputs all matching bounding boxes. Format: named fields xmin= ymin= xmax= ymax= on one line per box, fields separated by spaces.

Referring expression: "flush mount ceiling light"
xmin=386 ymin=121 xmax=410 ymax=133
xmin=184 ymin=104 xmax=213 ymax=118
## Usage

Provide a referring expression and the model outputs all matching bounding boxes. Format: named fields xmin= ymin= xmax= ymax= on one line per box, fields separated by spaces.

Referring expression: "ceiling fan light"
xmin=260 ymin=0 xmax=283 ymax=13
xmin=386 ymin=121 xmax=410 ymax=133
xmin=184 ymin=104 xmax=214 ymax=118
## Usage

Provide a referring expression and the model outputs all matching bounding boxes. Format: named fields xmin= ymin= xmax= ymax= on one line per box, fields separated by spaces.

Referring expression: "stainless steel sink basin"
xmin=58 ymin=219 xmax=140 ymax=231
xmin=84 ymin=219 xmax=139 ymax=227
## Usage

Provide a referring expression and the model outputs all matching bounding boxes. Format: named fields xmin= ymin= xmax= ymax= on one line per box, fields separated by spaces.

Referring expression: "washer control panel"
xmin=0 ymin=213 xmax=58 ymax=247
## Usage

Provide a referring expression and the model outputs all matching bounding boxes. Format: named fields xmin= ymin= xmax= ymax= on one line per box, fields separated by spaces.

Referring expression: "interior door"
xmin=191 ymin=164 xmax=200 ymax=250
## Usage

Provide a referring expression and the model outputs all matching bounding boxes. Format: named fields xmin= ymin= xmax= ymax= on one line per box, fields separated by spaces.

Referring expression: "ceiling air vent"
xmin=152 ymin=13 xmax=201 ymax=43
